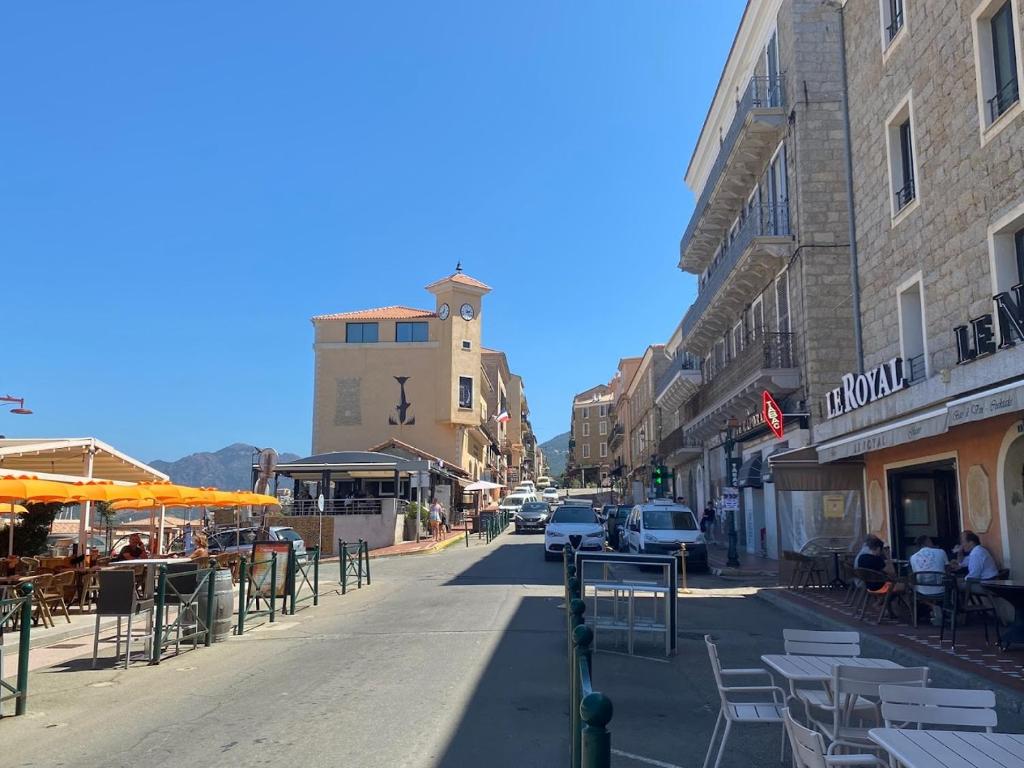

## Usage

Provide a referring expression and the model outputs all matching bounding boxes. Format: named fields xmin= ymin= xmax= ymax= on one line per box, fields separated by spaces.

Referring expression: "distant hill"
xmin=539 ymin=431 xmax=570 ymax=476
xmin=151 ymin=443 xmax=300 ymax=491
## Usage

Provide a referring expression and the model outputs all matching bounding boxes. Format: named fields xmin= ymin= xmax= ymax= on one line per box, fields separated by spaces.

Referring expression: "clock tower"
xmin=425 ymin=266 xmax=491 ymax=425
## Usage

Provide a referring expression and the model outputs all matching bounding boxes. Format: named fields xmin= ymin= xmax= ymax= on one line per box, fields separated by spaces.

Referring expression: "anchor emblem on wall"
xmin=388 ymin=376 xmax=416 ymax=426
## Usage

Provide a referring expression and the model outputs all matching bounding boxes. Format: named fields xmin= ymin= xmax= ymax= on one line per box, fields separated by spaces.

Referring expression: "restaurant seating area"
xmin=704 ymin=628 xmax=1023 ymax=768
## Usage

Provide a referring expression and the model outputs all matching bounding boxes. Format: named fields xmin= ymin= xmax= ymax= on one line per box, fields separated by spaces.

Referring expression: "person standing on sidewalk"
xmin=701 ymin=503 xmax=717 ymax=545
xmin=429 ymin=498 xmax=444 ymax=542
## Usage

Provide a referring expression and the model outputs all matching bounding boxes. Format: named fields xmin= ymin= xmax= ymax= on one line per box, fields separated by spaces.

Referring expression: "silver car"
xmin=208 ymin=526 xmax=308 ymax=561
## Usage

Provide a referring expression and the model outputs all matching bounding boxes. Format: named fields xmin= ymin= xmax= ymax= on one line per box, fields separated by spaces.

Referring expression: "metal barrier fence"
xmin=152 ymin=563 xmax=217 ymax=663
xmin=563 ymin=548 xmax=613 ymax=768
xmin=288 ymin=547 xmax=320 ymax=613
xmin=339 ymin=539 xmax=370 ymax=594
xmin=482 ymin=510 xmax=512 ymax=544
xmin=0 ymin=584 xmax=32 ymax=717
xmin=237 ymin=553 xmax=281 ymax=634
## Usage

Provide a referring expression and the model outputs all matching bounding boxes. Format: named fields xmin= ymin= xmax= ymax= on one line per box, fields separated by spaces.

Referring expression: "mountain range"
xmin=539 ymin=431 xmax=570 ymax=477
xmin=150 ymin=443 xmax=299 ymax=490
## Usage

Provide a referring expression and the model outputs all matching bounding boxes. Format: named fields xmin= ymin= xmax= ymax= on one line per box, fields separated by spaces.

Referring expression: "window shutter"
xmin=776 ymin=272 xmax=790 ymax=334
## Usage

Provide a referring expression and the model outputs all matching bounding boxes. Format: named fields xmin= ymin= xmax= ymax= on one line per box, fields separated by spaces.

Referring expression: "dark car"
xmin=515 ymin=501 xmax=551 ymax=534
xmin=605 ymin=504 xmax=634 ymax=550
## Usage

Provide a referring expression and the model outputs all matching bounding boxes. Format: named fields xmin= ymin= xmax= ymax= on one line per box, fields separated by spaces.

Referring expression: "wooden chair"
xmin=79 ymin=569 xmax=101 ymax=612
xmin=784 ymin=708 xmax=885 ymax=768
xmin=879 ymin=684 xmax=997 ymax=732
xmin=853 ymin=568 xmax=907 ymax=624
xmin=17 ymin=557 xmax=39 ymax=576
xmin=702 ymin=635 xmax=787 ymax=768
xmin=39 ymin=570 xmax=75 ymax=624
xmin=811 ymin=665 xmax=928 ymax=755
xmin=940 ymin=577 xmax=1001 ymax=648
xmin=784 ymin=551 xmax=826 ymax=590
xmin=908 ymin=569 xmax=946 ymax=628
xmin=29 ymin=573 xmax=55 ymax=628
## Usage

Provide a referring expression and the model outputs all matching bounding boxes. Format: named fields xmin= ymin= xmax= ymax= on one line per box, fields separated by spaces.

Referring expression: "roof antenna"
xmin=455 ymin=261 xmax=463 ymax=273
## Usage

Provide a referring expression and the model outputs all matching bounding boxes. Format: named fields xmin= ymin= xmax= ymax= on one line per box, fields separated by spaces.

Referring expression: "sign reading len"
xmin=762 ymin=391 xmax=785 ymax=439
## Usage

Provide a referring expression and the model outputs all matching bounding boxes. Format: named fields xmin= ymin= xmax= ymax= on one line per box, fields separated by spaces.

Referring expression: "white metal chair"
xmin=879 ymin=684 xmax=997 ymax=732
xmin=783 ymin=630 xmax=874 ymax=719
xmin=784 ymin=709 xmax=886 ymax=768
xmin=812 ymin=665 xmax=929 ymax=755
xmin=703 ymin=635 xmax=787 ymax=768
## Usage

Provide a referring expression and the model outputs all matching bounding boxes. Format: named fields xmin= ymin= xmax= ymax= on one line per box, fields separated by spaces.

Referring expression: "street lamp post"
xmin=723 ymin=416 xmax=740 ymax=568
xmin=0 ymin=395 xmax=32 ymax=415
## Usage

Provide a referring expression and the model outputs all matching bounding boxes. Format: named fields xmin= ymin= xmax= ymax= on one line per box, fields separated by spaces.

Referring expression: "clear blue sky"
xmin=1 ymin=1 xmax=744 ymax=462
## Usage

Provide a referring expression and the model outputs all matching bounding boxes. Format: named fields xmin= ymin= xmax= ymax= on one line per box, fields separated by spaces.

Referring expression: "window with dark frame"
xmin=886 ymin=0 xmax=905 ymax=42
xmin=896 ymin=118 xmax=916 ymax=210
xmin=990 ymin=1 xmax=1020 ymax=122
xmin=1015 ymin=226 xmax=1024 ymax=284
xmin=458 ymin=376 xmax=473 ymax=409
xmin=345 ymin=322 xmax=379 ymax=343
xmin=395 ymin=321 xmax=429 ymax=343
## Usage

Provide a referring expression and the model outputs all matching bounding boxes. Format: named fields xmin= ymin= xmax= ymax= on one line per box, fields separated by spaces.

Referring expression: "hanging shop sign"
xmin=825 ymin=357 xmax=906 ymax=419
xmin=954 ymin=284 xmax=1024 ymax=364
xmin=762 ymin=391 xmax=784 ymax=439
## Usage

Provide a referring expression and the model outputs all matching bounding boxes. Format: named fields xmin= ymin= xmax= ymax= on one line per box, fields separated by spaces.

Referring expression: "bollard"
xmin=340 ymin=540 xmax=348 ymax=595
xmin=205 ymin=562 xmax=217 ymax=646
xmin=151 ymin=565 xmax=168 ymax=664
xmin=288 ymin=548 xmax=298 ymax=616
xmin=679 ymin=543 xmax=688 ymax=594
xmin=269 ymin=553 xmax=278 ymax=623
xmin=571 ymin=623 xmax=594 ymax=768
xmin=313 ymin=548 xmax=320 ymax=606
xmin=357 ymin=539 xmax=364 ymax=589
xmin=237 ymin=556 xmax=249 ymax=634
xmin=579 ymin=692 xmax=613 ymax=768
xmin=465 ymin=526 xmax=469 ymax=547
xmin=15 ymin=583 xmax=33 ymax=715
xmin=362 ymin=540 xmax=371 ymax=586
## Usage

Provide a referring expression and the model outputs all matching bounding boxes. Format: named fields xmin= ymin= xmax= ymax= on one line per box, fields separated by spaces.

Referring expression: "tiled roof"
xmin=448 ymin=273 xmax=491 ymax=290
xmin=312 ymin=305 xmax=436 ymax=321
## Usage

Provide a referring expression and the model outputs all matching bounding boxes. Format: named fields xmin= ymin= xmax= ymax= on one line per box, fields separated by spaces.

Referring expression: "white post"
xmin=415 ymin=473 xmax=422 ymax=541
xmin=79 ymin=444 xmax=96 ymax=553
xmin=157 ymin=505 xmax=166 ymax=554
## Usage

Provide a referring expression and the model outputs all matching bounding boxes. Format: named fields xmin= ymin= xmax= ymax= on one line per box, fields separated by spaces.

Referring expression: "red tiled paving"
xmin=776 ymin=586 xmax=1024 ymax=694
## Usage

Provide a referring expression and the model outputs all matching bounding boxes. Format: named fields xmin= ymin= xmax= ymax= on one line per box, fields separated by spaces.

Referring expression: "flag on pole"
xmin=493 ymin=410 xmax=510 ymax=423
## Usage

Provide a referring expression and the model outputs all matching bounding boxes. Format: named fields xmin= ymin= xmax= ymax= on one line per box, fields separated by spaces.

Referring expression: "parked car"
xmin=498 ymin=493 xmax=535 ymax=515
xmin=605 ymin=505 xmax=634 ymax=550
xmin=543 ymin=505 xmax=605 ymax=561
xmin=541 ymin=487 xmax=560 ymax=503
xmin=515 ymin=501 xmax=551 ymax=534
xmin=514 ymin=481 xmax=536 ymax=494
xmin=176 ymin=526 xmax=308 ymax=562
xmin=47 ymin=534 xmax=108 ymax=556
xmin=620 ymin=499 xmax=707 ymax=571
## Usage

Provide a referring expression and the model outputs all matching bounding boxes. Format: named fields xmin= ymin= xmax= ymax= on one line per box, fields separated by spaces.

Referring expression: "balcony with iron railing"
xmin=680 ymin=202 xmax=792 ymax=351
xmin=988 ymin=77 xmax=1020 ymax=124
xmin=681 ymin=331 xmax=800 ymax=440
xmin=679 ymin=73 xmax=787 ymax=274
xmin=654 ymin=350 xmax=702 ymax=413
xmin=607 ymin=422 xmax=625 ymax=450
xmin=658 ymin=423 xmax=704 ymax=461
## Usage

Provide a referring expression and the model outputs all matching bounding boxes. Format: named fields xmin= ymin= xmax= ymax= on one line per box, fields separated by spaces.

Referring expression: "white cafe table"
xmin=761 ymin=654 xmax=903 ymax=683
xmin=869 ymin=728 xmax=1024 ymax=768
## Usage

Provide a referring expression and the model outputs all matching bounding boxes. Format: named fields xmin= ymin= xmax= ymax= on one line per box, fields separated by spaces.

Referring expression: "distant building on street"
xmin=568 ymin=384 xmax=613 ymax=487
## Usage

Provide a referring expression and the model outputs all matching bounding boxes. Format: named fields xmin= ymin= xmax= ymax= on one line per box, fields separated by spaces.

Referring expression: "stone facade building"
xmin=807 ymin=0 xmax=1024 ymax=571
xmin=568 ymin=384 xmax=613 ymax=486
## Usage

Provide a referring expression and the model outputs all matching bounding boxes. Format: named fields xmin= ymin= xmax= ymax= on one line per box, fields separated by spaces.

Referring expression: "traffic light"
xmin=652 ymin=465 xmax=664 ymax=486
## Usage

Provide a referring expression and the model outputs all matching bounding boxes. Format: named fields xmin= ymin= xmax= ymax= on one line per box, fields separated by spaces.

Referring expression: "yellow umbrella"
xmin=135 ymin=481 xmax=193 ymax=504
xmin=0 ymin=475 xmax=72 ymax=555
xmin=67 ymin=481 xmax=149 ymax=504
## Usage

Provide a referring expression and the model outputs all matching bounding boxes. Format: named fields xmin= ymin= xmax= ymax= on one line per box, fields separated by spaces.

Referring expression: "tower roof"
xmin=425 ymin=271 xmax=491 ymax=293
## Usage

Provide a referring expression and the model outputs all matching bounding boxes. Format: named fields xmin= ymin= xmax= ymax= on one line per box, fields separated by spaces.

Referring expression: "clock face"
xmin=460 ymin=303 xmax=475 ymax=321
xmin=438 ymin=303 xmax=450 ymax=320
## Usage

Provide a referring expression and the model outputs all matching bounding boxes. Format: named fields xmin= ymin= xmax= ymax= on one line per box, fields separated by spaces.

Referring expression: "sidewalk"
xmin=707 ymin=541 xmax=778 ymax=577
xmin=367 ymin=523 xmax=471 ymax=558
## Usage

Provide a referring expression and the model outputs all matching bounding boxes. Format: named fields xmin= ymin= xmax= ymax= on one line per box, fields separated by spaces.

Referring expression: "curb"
xmin=756 ymin=587 xmax=1024 ymax=714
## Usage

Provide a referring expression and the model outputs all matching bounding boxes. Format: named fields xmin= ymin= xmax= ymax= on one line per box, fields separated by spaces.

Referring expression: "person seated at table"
xmin=910 ymin=535 xmax=948 ymax=624
xmin=855 ymin=534 xmax=884 ymax=560
xmin=114 ymin=533 xmax=149 ymax=562
xmin=855 ymin=538 xmax=902 ymax=593
xmin=190 ymin=532 xmax=209 ymax=560
xmin=949 ymin=531 xmax=999 ymax=585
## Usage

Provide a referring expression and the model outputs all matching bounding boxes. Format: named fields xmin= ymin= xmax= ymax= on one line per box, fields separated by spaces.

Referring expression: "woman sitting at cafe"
xmin=114 ymin=533 xmax=149 ymax=562
xmin=190 ymin=532 xmax=209 ymax=560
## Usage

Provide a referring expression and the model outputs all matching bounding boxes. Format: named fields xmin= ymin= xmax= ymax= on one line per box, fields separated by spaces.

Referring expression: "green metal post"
xmin=313 ymin=548 xmax=320 ymax=606
xmin=205 ymin=562 xmax=217 ymax=646
xmin=465 ymin=526 xmax=469 ymax=547
xmin=15 ymin=583 xmax=33 ymax=715
xmin=357 ymin=539 xmax=364 ymax=589
xmin=579 ymin=692 xmax=613 ymax=768
xmin=237 ymin=556 xmax=249 ymax=634
xmin=571 ymin=617 xmax=590 ymax=768
xmin=269 ymin=553 xmax=277 ymax=623
xmin=363 ymin=541 xmax=371 ymax=585
xmin=151 ymin=565 xmax=167 ymax=664
xmin=341 ymin=540 xmax=348 ymax=595
xmin=288 ymin=547 xmax=297 ymax=616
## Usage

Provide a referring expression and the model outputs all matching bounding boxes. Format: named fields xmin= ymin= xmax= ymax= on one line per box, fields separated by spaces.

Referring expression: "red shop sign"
xmin=762 ymin=391 xmax=785 ymax=439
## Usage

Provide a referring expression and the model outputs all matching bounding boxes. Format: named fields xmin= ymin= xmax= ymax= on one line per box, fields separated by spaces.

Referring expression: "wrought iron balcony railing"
xmin=895 ymin=178 xmax=916 ymax=212
xmin=906 ymin=352 xmax=927 ymax=384
xmin=988 ymin=77 xmax=1020 ymax=123
xmin=655 ymin=350 xmax=700 ymax=403
xmin=885 ymin=8 xmax=904 ymax=41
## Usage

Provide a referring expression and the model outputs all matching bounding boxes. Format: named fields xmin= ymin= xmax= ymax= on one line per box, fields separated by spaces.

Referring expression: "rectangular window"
xmin=732 ymin=322 xmax=744 ymax=357
xmin=1016 ymin=227 xmax=1024 ymax=284
xmin=898 ymin=275 xmax=927 ymax=383
xmin=714 ymin=339 xmax=725 ymax=371
xmin=599 ymin=420 xmax=608 ymax=436
xmin=992 ymin=2 xmax=1021 ymax=121
xmin=775 ymin=270 xmax=791 ymax=335
xmin=458 ymin=376 xmax=473 ymax=409
xmin=750 ymin=296 xmax=765 ymax=340
xmin=599 ymin=404 xmax=608 ymax=417
xmin=882 ymin=0 xmax=905 ymax=44
xmin=973 ymin=0 xmax=1023 ymax=136
xmin=582 ymin=444 xmax=591 ymax=459
xmin=986 ymin=205 xmax=1024 ymax=346
xmin=765 ymin=30 xmax=781 ymax=107
xmin=885 ymin=93 xmax=919 ymax=220
xmin=600 ymin=442 xmax=608 ymax=459
xmin=395 ymin=322 xmax=429 ymax=342
xmin=582 ymin=407 xmax=590 ymax=419
xmin=345 ymin=322 xmax=379 ymax=343
xmin=582 ymin=422 xmax=590 ymax=438
xmin=461 ymin=339 xmax=472 ymax=350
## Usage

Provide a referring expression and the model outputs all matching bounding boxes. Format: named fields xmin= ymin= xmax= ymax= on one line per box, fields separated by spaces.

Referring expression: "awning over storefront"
xmin=947 ymin=378 xmax=1024 ymax=428
xmin=817 ymin=407 xmax=948 ymax=463
xmin=737 ymin=455 xmax=762 ymax=488
xmin=769 ymin=446 xmax=863 ymax=491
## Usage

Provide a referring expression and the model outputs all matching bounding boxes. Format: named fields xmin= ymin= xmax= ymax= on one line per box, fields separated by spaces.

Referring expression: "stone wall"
xmin=267 ymin=502 xmax=400 ymax=555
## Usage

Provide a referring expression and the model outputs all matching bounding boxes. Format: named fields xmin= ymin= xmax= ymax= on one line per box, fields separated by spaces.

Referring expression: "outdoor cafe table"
xmin=761 ymin=654 xmax=903 ymax=697
xmin=868 ymin=728 xmax=1024 ymax=768
xmin=983 ymin=580 xmax=1024 ymax=650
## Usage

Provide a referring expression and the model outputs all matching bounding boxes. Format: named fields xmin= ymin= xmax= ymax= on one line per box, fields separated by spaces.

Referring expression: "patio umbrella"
xmin=1 ymin=504 xmax=29 ymax=557
xmin=0 ymin=475 xmax=73 ymax=555
xmin=463 ymin=480 xmax=503 ymax=491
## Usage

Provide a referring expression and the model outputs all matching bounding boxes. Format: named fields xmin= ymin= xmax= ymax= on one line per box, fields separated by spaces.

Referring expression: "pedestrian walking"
xmin=701 ymin=502 xmax=717 ymax=545
xmin=429 ymin=498 xmax=444 ymax=542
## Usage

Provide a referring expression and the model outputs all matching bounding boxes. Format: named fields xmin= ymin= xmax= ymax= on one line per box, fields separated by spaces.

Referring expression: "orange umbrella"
xmin=0 ymin=475 xmax=72 ymax=555
xmin=135 ymin=481 xmax=193 ymax=505
xmin=67 ymin=481 xmax=149 ymax=504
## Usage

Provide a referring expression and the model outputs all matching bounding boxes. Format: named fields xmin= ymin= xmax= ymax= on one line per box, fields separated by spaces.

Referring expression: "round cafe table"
xmin=983 ymin=579 xmax=1024 ymax=650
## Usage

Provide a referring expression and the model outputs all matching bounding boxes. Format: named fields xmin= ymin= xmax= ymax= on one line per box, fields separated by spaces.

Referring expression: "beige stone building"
xmin=608 ymin=356 xmax=642 ymax=494
xmin=311 ymin=269 xmax=502 ymax=481
xmin=568 ymin=384 xmax=613 ymax=486
xmin=626 ymin=346 xmax=668 ymax=496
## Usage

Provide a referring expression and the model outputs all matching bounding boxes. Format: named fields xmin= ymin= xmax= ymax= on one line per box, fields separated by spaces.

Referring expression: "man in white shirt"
xmin=910 ymin=535 xmax=948 ymax=597
xmin=958 ymin=531 xmax=1000 ymax=583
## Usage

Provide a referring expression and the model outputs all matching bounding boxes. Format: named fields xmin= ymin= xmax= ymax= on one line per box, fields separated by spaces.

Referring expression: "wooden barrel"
xmin=197 ymin=568 xmax=234 ymax=642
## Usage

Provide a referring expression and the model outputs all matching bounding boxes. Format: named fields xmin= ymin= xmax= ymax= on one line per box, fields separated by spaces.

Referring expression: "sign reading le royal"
xmin=826 ymin=357 xmax=906 ymax=419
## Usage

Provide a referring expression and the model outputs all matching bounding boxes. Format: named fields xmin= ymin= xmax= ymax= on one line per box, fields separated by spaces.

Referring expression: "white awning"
xmin=947 ymin=379 xmax=1024 ymax=428
xmin=817 ymin=407 xmax=948 ymax=463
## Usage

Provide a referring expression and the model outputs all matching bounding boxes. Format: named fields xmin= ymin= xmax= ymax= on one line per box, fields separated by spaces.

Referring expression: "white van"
xmin=620 ymin=498 xmax=707 ymax=571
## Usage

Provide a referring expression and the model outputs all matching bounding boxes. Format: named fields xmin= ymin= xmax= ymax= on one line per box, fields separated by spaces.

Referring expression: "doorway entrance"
xmin=887 ymin=458 xmax=960 ymax=559
xmin=1002 ymin=428 xmax=1024 ymax=574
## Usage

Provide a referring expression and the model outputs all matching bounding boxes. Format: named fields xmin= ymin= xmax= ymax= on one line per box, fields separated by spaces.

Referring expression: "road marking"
xmin=611 ymin=748 xmax=684 ymax=768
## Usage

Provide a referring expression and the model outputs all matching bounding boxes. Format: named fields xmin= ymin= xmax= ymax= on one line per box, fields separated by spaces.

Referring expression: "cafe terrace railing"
xmin=236 ymin=552 xmax=283 ymax=635
xmin=480 ymin=509 xmax=512 ymax=544
xmin=152 ymin=563 xmax=217 ymax=662
xmin=0 ymin=584 xmax=33 ymax=717
xmin=289 ymin=547 xmax=320 ymax=614
xmin=563 ymin=548 xmax=613 ymax=768
xmin=339 ymin=539 xmax=371 ymax=594
xmin=287 ymin=498 xmax=383 ymax=516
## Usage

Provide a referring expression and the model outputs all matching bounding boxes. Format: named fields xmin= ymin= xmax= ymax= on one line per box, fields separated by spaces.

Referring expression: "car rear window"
xmin=642 ymin=509 xmax=697 ymax=531
xmin=551 ymin=507 xmax=597 ymax=524
xmin=521 ymin=502 xmax=549 ymax=513
xmin=274 ymin=529 xmax=302 ymax=542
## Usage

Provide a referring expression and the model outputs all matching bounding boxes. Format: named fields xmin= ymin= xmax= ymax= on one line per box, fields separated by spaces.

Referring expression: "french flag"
xmin=494 ymin=410 xmax=511 ymax=423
